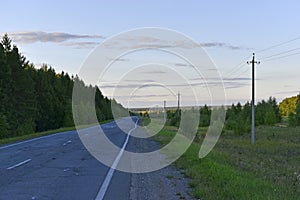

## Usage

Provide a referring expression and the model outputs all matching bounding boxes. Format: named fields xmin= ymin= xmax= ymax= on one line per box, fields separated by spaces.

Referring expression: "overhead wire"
xmin=223 ymin=36 xmax=299 ymax=86
xmin=259 ymin=48 xmax=300 ymax=60
xmin=224 ymin=55 xmax=252 ymax=78
xmin=257 ymin=36 xmax=300 ymax=53
xmin=229 ymin=67 xmax=250 ymax=81
xmin=261 ymin=51 xmax=300 ymax=62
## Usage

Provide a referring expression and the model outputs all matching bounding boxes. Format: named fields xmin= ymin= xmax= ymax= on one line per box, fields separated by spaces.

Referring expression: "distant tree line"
xmin=165 ymin=96 xmax=299 ymax=135
xmin=166 ymin=105 xmax=211 ymax=128
xmin=0 ymin=34 xmax=125 ymax=139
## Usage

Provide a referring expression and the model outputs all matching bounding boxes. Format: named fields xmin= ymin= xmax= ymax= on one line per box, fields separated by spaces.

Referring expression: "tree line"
xmin=166 ymin=105 xmax=211 ymax=128
xmin=0 ymin=34 xmax=125 ymax=139
xmin=225 ymin=97 xmax=281 ymax=135
xmin=165 ymin=95 xmax=300 ymax=135
xmin=279 ymin=94 xmax=300 ymax=126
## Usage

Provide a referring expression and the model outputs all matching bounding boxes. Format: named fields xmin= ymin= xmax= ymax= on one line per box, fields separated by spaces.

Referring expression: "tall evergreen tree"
xmin=0 ymin=34 xmax=125 ymax=138
xmin=0 ymin=45 xmax=10 ymax=138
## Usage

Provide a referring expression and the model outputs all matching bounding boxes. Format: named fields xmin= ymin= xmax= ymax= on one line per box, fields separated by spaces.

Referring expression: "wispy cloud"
xmin=142 ymin=70 xmax=167 ymax=74
xmin=112 ymin=94 xmax=171 ymax=99
xmin=199 ymin=42 xmax=244 ymax=50
xmin=189 ymin=77 xmax=253 ymax=81
xmin=99 ymin=82 xmax=166 ymax=89
xmin=223 ymin=77 xmax=251 ymax=81
xmin=99 ymin=79 xmax=249 ymax=90
xmin=2 ymin=31 xmax=246 ymax=51
xmin=223 ymin=82 xmax=249 ymax=89
xmin=1 ymin=31 xmax=104 ymax=49
xmin=106 ymin=57 xmax=130 ymax=62
xmin=4 ymin=31 xmax=103 ymax=44
xmin=123 ymin=79 xmax=156 ymax=83
xmin=173 ymin=62 xmax=194 ymax=67
xmin=62 ymin=41 xmax=99 ymax=49
xmin=104 ymin=35 xmax=246 ymax=51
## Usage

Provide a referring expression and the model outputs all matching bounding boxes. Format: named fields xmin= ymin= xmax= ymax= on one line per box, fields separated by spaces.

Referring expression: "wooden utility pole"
xmin=247 ymin=53 xmax=260 ymax=144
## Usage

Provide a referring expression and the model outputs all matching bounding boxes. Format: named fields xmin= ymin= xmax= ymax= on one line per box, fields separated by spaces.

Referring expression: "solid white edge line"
xmin=7 ymin=159 xmax=32 ymax=170
xmin=0 ymin=122 xmax=109 ymax=150
xmin=95 ymin=119 xmax=139 ymax=200
xmin=0 ymin=130 xmax=75 ymax=150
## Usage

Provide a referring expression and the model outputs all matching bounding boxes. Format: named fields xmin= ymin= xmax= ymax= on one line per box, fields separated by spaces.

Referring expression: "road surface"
xmin=0 ymin=117 xmax=192 ymax=200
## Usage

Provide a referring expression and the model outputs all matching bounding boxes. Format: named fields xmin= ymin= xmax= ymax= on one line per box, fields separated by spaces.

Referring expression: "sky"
xmin=1 ymin=0 xmax=300 ymax=107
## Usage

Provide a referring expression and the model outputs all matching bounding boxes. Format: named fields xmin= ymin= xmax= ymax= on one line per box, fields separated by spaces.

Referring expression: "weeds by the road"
xmin=153 ymin=125 xmax=300 ymax=200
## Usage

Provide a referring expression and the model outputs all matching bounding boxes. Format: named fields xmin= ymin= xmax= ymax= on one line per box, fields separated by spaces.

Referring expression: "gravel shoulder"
xmin=128 ymin=126 xmax=194 ymax=200
xmin=130 ymin=165 xmax=193 ymax=200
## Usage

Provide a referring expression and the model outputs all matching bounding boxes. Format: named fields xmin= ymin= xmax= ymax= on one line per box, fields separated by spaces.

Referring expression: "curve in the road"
xmin=95 ymin=119 xmax=139 ymax=200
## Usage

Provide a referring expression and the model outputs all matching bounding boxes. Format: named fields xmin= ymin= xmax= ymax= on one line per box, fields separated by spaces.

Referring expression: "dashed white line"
xmin=95 ymin=119 xmax=139 ymax=200
xmin=7 ymin=159 xmax=32 ymax=170
xmin=63 ymin=140 xmax=72 ymax=146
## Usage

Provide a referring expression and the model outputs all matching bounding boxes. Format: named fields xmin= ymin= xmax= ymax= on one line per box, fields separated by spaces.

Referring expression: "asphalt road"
xmin=0 ymin=117 xmax=139 ymax=200
xmin=0 ymin=117 xmax=192 ymax=200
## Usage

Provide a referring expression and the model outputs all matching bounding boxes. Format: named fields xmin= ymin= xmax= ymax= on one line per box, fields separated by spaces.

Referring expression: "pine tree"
xmin=0 ymin=37 xmax=12 ymax=137
xmin=7 ymin=45 xmax=37 ymax=135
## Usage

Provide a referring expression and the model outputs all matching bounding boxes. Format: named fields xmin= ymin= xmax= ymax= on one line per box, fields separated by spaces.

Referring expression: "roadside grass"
xmin=141 ymin=117 xmax=151 ymax=126
xmin=153 ymin=125 xmax=300 ymax=200
xmin=0 ymin=119 xmax=113 ymax=146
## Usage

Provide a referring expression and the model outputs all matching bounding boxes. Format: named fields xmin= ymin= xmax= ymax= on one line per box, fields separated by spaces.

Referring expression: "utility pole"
xmin=177 ymin=92 xmax=180 ymax=110
xmin=163 ymin=100 xmax=166 ymax=111
xmin=177 ymin=92 xmax=180 ymax=117
xmin=247 ymin=53 xmax=260 ymax=144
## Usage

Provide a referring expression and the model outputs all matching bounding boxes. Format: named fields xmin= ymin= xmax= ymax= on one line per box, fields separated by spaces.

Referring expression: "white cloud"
xmin=1 ymin=31 xmax=104 ymax=49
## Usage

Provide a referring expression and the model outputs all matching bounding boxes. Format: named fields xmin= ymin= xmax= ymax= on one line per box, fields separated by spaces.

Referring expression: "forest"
xmin=0 ymin=34 xmax=125 ymax=139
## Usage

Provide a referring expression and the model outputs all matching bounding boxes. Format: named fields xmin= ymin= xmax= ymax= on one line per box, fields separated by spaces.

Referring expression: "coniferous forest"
xmin=0 ymin=34 xmax=124 ymax=139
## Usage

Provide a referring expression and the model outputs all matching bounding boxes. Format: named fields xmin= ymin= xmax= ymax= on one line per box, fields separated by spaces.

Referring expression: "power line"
xmin=226 ymin=57 xmax=248 ymax=75
xmin=223 ymin=37 xmax=299 ymax=96
xmin=261 ymin=51 xmax=300 ymax=62
xmin=257 ymin=36 xmax=300 ymax=53
xmin=225 ymin=63 xmax=248 ymax=79
xmin=226 ymin=36 xmax=300 ymax=78
xmin=228 ymin=67 xmax=250 ymax=80
xmin=259 ymin=47 xmax=300 ymax=60
xmin=225 ymin=55 xmax=252 ymax=78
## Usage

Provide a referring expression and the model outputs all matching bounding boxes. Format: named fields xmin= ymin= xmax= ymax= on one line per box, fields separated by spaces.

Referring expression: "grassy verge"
xmin=141 ymin=117 xmax=151 ymax=126
xmin=0 ymin=119 xmax=113 ymax=146
xmin=153 ymin=126 xmax=300 ymax=200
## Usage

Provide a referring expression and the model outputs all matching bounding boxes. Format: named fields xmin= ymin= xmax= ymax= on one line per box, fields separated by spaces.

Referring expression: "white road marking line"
xmin=95 ymin=119 xmax=139 ymax=200
xmin=63 ymin=140 xmax=72 ymax=146
xmin=7 ymin=159 xmax=32 ymax=170
xmin=63 ymin=168 xmax=70 ymax=172
xmin=0 ymin=130 xmax=75 ymax=150
xmin=0 ymin=123 xmax=105 ymax=150
xmin=0 ymin=121 xmax=119 ymax=151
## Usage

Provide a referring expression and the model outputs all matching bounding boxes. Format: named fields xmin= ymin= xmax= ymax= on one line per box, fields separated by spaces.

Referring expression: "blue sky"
xmin=1 ymin=0 xmax=300 ymax=107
